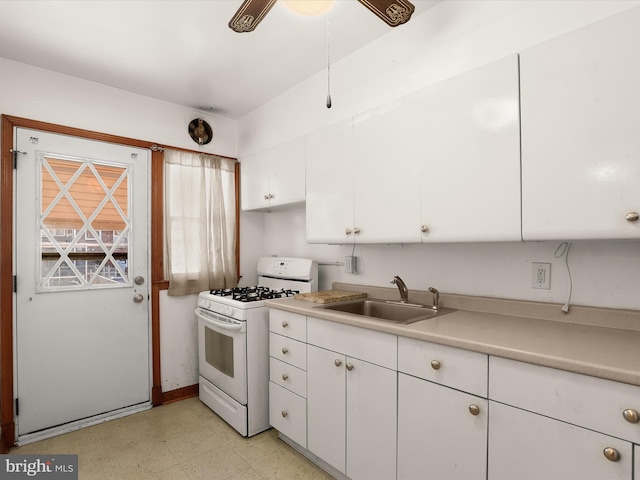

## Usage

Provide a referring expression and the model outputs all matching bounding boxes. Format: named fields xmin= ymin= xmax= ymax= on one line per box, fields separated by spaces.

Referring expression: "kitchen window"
xmin=163 ymin=149 xmax=238 ymax=295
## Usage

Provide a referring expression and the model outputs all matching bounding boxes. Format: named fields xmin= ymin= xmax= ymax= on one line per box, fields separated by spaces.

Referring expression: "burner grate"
xmin=209 ymin=286 xmax=299 ymax=302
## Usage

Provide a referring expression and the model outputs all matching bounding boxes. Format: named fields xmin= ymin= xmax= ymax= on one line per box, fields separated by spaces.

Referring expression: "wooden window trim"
xmin=0 ymin=115 xmax=239 ymax=450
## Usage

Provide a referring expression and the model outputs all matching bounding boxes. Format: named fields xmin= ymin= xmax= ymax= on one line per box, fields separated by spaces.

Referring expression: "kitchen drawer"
xmin=269 ymin=309 xmax=306 ymax=342
xmin=398 ymin=336 xmax=488 ymax=397
xmin=270 ymin=357 xmax=307 ymax=398
xmin=489 ymin=356 xmax=640 ymax=443
xmin=307 ymin=316 xmax=397 ymax=370
xmin=269 ymin=381 xmax=307 ymax=448
xmin=269 ymin=332 xmax=306 ymax=370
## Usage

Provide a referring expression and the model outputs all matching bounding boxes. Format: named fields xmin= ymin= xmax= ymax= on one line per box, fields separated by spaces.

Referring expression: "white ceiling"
xmin=0 ymin=0 xmax=437 ymax=120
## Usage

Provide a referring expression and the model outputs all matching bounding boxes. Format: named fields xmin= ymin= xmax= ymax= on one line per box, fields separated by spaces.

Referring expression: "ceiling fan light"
xmin=280 ymin=0 xmax=337 ymax=17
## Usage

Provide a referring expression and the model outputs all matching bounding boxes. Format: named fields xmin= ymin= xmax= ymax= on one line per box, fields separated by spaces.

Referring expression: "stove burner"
xmin=209 ymin=286 xmax=299 ymax=302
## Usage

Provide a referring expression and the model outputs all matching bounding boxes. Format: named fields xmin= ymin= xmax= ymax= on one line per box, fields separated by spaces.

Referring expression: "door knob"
xmin=133 ymin=293 xmax=144 ymax=303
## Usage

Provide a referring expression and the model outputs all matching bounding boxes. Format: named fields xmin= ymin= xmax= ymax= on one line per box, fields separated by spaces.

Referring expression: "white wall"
xmin=238 ymin=0 xmax=640 ymax=312
xmin=0 ymin=57 xmax=237 ymax=392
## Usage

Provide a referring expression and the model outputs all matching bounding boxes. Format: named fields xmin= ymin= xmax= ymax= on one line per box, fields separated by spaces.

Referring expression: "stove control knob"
xmin=225 ymin=306 xmax=234 ymax=317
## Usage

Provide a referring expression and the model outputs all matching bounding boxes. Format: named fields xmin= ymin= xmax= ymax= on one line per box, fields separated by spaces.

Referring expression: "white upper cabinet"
xmin=418 ymin=54 xmax=521 ymax=242
xmin=240 ymin=136 xmax=306 ymax=211
xmin=353 ymin=100 xmax=423 ymax=243
xmin=521 ymin=7 xmax=640 ymax=240
xmin=306 ymin=118 xmax=356 ymax=243
xmin=305 ymin=54 xmax=520 ymax=244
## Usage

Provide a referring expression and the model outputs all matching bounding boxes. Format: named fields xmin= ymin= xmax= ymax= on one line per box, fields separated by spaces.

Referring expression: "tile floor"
xmin=10 ymin=397 xmax=334 ymax=479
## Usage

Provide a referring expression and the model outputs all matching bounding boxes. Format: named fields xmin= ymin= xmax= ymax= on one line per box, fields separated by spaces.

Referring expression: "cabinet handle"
xmin=264 ymin=194 xmax=270 ymax=200
xmin=623 ymin=409 xmax=639 ymax=423
xmin=468 ymin=404 xmax=480 ymax=416
xmin=430 ymin=360 xmax=441 ymax=370
xmin=281 ymin=410 xmax=288 ymax=418
xmin=625 ymin=211 xmax=639 ymax=222
xmin=281 ymin=321 xmax=288 ymax=328
xmin=603 ymin=447 xmax=620 ymax=462
xmin=421 ymin=225 xmax=429 ymax=233
xmin=346 ymin=363 xmax=354 ymax=371
xmin=345 ymin=228 xmax=352 ymax=235
xmin=282 ymin=373 xmax=289 ymax=381
xmin=353 ymin=227 xmax=361 ymax=235
xmin=281 ymin=347 xmax=288 ymax=354
xmin=334 ymin=359 xmax=343 ymax=367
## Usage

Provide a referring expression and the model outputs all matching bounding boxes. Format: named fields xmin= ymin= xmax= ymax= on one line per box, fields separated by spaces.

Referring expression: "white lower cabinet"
xmin=268 ymin=312 xmax=307 ymax=447
xmin=306 ymin=315 xmax=398 ymax=480
xmin=307 ymin=344 xmax=397 ymax=480
xmin=488 ymin=356 xmax=640 ymax=480
xmin=635 ymin=445 xmax=639 ymax=479
xmin=397 ymin=373 xmax=487 ymax=480
xmin=488 ymin=401 xmax=632 ymax=480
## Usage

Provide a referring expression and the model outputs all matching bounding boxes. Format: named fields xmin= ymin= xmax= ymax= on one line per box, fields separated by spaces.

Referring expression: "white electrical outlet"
xmin=345 ymin=256 xmax=358 ymax=274
xmin=532 ymin=262 xmax=551 ymax=289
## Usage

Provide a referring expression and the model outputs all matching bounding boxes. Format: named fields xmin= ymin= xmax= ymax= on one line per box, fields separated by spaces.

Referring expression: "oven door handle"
xmin=195 ymin=309 xmax=245 ymax=332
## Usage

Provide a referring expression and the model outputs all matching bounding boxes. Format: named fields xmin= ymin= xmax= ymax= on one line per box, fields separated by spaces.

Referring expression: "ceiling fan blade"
xmin=357 ymin=0 xmax=415 ymax=27
xmin=229 ymin=0 xmax=278 ymax=33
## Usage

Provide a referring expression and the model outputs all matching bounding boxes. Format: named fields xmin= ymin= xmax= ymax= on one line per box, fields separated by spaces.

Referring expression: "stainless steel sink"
xmin=316 ymin=298 xmax=455 ymax=325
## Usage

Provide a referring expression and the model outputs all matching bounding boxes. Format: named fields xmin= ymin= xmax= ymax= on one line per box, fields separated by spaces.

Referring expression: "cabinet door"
xmin=240 ymin=151 xmax=271 ymax=210
xmin=418 ymin=54 xmax=521 ymax=242
xmin=268 ymin=136 xmax=306 ymax=208
xmin=635 ymin=445 xmax=639 ymax=480
xmin=488 ymin=402 xmax=632 ymax=480
xmin=521 ymin=7 xmax=640 ymax=240
xmin=353 ymin=100 xmax=422 ymax=243
xmin=398 ymin=373 xmax=487 ymax=480
xmin=307 ymin=345 xmax=346 ymax=473
xmin=346 ymin=357 xmax=397 ymax=480
xmin=306 ymin=118 xmax=355 ymax=244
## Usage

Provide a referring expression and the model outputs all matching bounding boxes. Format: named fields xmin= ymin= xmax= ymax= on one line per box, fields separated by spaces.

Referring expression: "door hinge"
xmin=9 ymin=149 xmax=26 ymax=169
xmin=13 ymin=275 xmax=17 ymax=293
xmin=15 ymin=398 xmax=19 ymax=416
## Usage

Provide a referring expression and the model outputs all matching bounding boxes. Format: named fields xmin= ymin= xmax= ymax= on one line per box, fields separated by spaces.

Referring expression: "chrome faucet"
xmin=390 ymin=276 xmax=409 ymax=303
xmin=429 ymin=287 xmax=440 ymax=311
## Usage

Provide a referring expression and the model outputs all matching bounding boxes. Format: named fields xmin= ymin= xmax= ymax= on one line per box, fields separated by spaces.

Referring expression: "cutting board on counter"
xmin=294 ymin=290 xmax=367 ymax=304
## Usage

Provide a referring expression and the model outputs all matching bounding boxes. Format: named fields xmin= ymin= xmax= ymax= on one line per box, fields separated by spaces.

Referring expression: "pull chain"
xmin=326 ymin=14 xmax=332 ymax=108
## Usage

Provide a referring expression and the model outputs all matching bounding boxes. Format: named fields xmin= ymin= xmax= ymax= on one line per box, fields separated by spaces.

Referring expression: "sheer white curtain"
xmin=164 ymin=149 xmax=237 ymax=295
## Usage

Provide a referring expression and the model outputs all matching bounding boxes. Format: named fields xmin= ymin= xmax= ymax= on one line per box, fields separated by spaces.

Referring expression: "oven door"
xmin=196 ymin=308 xmax=247 ymax=405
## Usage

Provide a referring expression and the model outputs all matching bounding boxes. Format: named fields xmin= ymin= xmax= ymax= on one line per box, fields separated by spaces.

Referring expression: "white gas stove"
xmin=196 ymin=257 xmax=317 ymax=437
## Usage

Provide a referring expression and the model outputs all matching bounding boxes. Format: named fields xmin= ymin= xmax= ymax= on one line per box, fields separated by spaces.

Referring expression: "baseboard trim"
xmin=161 ymin=384 xmax=199 ymax=405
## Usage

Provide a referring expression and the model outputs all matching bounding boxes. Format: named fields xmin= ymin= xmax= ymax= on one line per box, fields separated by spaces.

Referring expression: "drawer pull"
xmin=281 ymin=373 xmax=289 ymax=381
xmin=281 ymin=347 xmax=289 ymax=354
xmin=603 ymin=447 xmax=620 ymax=462
xmin=625 ymin=211 xmax=639 ymax=222
xmin=281 ymin=410 xmax=288 ymax=418
xmin=468 ymin=404 xmax=480 ymax=416
xmin=334 ymin=359 xmax=343 ymax=367
xmin=281 ymin=321 xmax=288 ymax=328
xmin=623 ymin=409 xmax=639 ymax=423
xmin=346 ymin=363 xmax=354 ymax=371
xmin=431 ymin=360 xmax=441 ymax=370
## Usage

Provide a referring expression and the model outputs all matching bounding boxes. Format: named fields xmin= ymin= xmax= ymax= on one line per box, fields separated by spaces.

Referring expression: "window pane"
xmin=39 ymin=155 xmax=131 ymax=291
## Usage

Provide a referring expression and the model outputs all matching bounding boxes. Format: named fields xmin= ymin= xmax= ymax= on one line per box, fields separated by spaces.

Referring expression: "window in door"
xmin=39 ymin=153 xmax=131 ymax=290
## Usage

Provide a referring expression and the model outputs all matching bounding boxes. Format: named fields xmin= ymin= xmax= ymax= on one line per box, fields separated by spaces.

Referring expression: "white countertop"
xmin=265 ymin=292 xmax=640 ymax=387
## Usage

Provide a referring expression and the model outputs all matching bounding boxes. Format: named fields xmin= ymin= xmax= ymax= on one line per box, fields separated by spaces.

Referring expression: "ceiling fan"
xmin=229 ymin=0 xmax=416 ymax=33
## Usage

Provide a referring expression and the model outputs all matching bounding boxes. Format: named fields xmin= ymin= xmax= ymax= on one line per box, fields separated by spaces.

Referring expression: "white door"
xmin=15 ymin=128 xmax=150 ymax=438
